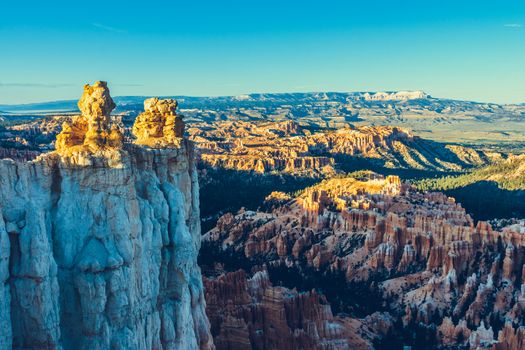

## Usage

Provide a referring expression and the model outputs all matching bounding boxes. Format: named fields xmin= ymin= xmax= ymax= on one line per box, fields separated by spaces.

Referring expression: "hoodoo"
xmin=132 ymin=97 xmax=185 ymax=148
xmin=55 ymin=81 xmax=125 ymax=166
xmin=0 ymin=82 xmax=213 ymax=349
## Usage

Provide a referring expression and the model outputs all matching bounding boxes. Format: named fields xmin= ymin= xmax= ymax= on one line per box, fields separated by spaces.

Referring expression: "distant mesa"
xmin=231 ymin=90 xmax=429 ymax=103
xmin=362 ymin=90 xmax=429 ymax=101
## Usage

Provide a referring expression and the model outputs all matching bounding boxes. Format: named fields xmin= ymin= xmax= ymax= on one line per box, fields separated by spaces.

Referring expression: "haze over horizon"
xmin=1 ymin=0 xmax=524 ymax=104
xmin=0 ymin=90 xmax=521 ymax=108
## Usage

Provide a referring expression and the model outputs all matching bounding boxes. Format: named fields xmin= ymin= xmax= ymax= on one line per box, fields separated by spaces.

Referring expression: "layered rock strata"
xmin=0 ymin=82 xmax=213 ymax=350
xmin=204 ymin=269 xmax=393 ymax=350
xmin=202 ymin=174 xmax=525 ymax=349
xmin=189 ymin=121 xmax=500 ymax=176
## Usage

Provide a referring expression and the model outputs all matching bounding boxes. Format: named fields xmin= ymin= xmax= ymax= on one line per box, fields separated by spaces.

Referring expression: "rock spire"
xmin=55 ymin=81 xmax=124 ymax=156
xmin=132 ymin=97 xmax=185 ymax=148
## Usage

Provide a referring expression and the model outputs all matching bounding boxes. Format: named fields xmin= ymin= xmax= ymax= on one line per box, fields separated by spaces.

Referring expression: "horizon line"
xmin=0 ymin=90 xmax=522 ymax=107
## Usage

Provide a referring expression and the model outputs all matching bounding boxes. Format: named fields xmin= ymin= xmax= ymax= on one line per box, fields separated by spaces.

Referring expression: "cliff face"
xmin=0 ymin=82 xmax=213 ymax=350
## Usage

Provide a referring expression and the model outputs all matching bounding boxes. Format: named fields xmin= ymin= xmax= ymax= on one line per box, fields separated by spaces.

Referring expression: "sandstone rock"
xmin=132 ymin=97 xmax=185 ymax=148
xmin=202 ymin=173 xmax=525 ymax=349
xmin=51 ymin=81 xmax=126 ymax=170
xmin=437 ymin=317 xmax=470 ymax=348
xmin=204 ymin=269 xmax=381 ymax=350
xmin=191 ymin=120 xmax=493 ymax=176
xmin=469 ymin=321 xmax=496 ymax=349
xmin=398 ymin=244 xmax=416 ymax=272
xmin=494 ymin=322 xmax=525 ymax=350
xmin=55 ymin=81 xmax=124 ymax=161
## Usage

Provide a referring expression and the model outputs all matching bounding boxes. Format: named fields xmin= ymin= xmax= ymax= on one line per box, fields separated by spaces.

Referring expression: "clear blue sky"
xmin=0 ymin=0 xmax=523 ymax=104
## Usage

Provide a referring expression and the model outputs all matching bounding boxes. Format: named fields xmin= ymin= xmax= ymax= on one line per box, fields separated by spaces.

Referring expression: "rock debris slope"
xmin=0 ymin=82 xmax=213 ymax=350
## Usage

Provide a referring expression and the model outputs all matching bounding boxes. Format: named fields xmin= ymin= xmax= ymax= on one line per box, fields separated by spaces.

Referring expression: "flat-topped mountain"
xmin=3 ymin=91 xmax=524 ymax=145
xmin=362 ymin=90 xmax=429 ymax=101
xmin=0 ymin=91 xmax=517 ymax=118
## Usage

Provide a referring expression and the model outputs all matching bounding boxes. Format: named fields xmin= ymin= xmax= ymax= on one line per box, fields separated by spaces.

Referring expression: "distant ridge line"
xmin=0 ymin=91 xmax=519 ymax=113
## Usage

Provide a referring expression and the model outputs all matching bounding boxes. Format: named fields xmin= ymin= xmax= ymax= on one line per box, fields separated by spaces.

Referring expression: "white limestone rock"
xmin=0 ymin=141 xmax=214 ymax=350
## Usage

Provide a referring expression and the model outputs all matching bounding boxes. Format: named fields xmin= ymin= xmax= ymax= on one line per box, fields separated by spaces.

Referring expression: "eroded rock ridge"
xmin=202 ymin=174 xmax=525 ymax=349
xmin=190 ymin=121 xmax=501 ymax=175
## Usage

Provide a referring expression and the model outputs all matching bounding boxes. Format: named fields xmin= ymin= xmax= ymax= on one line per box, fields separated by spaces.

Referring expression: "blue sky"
xmin=0 ymin=0 xmax=523 ymax=104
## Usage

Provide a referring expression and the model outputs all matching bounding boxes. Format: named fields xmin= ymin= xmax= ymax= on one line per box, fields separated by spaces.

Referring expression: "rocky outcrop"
xmin=200 ymin=154 xmax=334 ymax=174
xmin=204 ymin=269 xmax=392 ymax=350
xmin=132 ymin=98 xmax=185 ymax=148
xmin=190 ymin=120 xmax=498 ymax=176
xmin=202 ymin=174 xmax=525 ymax=349
xmin=55 ymin=81 xmax=124 ymax=164
xmin=0 ymin=83 xmax=213 ymax=350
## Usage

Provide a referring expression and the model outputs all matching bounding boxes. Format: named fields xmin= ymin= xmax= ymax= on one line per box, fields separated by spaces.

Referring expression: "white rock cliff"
xmin=0 ymin=82 xmax=214 ymax=349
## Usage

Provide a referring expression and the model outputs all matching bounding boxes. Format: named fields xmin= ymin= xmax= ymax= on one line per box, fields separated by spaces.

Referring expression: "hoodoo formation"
xmin=132 ymin=97 xmax=185 ymax=148
xmin=55 ymin=81 xmax=124 ymax=165
xmin=203 ymin=269 xmax=393 ymax=350
xmin=201 ymin=174 xmax=525 ymax=349
xmin=190 ymin=121 xmax=500 ymax=176
xmin=2 ymin=82 xmax=525 ymax=350
xmin=0 ymin=82 xmax=213 ymax=349
xmin=3 ymin=3 xmax=525 ymax=349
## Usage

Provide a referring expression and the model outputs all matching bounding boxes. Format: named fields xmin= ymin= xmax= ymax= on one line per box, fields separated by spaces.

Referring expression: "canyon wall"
xmin=190 ymin=121 xmax=500 ymax=176
xmin=0 ymin=82 xmax=213 ymax=350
